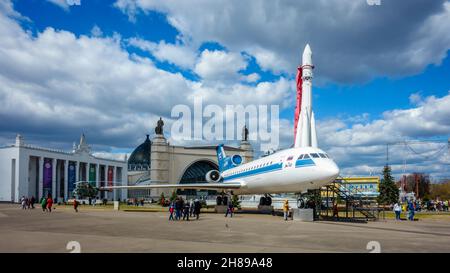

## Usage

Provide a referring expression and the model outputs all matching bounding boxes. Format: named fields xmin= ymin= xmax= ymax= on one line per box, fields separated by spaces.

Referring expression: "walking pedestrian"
xmin=283 ymin=199 xmax=290 ymax=221
xmin=225 ymin=198 xmax=234 ymax=218
xmin=394 ymin=202 xmax=401 ymax=220
xmin=190 ymin=199 xmax=195 ymax=217
xmin=73 ymin=199 xmax=79 ymax=212
xmin=40 ymin=196 xmax=47 ymax=212
xmin=194 ymin=199 xmax=201 ymax=220
xmin=168 ymin=202 xmax=175 ymax=221
xmin=183 ymin=200 xmax=190 ymax=221
xmin=175 ymin=198 xmax=182 ymax=220
xmin=30 ymin=196 xmax=35 ymax=209
xmin=21 ymin=196 xmax=26 ymax=210
xmin=46 ymin=195 xmax=53 ymax=213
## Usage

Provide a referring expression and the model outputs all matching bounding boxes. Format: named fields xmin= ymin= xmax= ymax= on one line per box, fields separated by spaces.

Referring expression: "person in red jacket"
xmin=73 ymin=199 xmax=79 ymax=213
xmin=46 ymin=195 xmax=53 ymax=213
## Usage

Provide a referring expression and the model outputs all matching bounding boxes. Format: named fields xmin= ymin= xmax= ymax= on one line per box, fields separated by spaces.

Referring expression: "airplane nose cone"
xmin=325 ymin=161 xmax=340 ymax=181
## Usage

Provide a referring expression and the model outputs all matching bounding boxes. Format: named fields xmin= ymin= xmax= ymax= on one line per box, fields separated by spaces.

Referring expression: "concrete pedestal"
xmin=215 ymin=205 xmax=228 ymax=213
xmin=292 ymin=208 xmax=314 ymax=221
xmin=257 ymin=205 xmax=274 ymax=214
xmin=113 ymin=201 xmax=120 ymax=211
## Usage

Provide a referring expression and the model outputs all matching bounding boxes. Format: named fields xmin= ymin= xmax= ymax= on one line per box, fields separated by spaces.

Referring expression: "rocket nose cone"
xmin=302 ymin=44 xmax=312 ymax=65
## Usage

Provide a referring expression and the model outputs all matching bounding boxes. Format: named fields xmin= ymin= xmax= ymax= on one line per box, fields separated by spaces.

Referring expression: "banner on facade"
xmin=43 ymin=158 xmax=52 ymax=197
xmin=68 ymin=162 xmax=76 ymax=197
xmin=107 ymin=166 xmax=113 ymax=192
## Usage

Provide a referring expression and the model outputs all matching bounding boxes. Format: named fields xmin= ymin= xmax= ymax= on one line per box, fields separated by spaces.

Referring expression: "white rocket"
xmin=294 ymin=44 xmax=318 ymax=148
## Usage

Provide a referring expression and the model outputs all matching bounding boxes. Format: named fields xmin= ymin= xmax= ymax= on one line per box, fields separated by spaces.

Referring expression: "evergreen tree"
xmin=377 ymin=165 xmax=399 ymax=204
xmin=231 ymin=194 xmax=241 ymax=209
xmin=170 ymin=190 xmax=178 ymax=202
xmin=158 ymin=192 xmax=165 ymax=206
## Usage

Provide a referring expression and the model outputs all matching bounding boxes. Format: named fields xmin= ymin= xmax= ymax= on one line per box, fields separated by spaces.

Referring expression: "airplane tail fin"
xmin=216 ymin=144 xmax=227 ymax=172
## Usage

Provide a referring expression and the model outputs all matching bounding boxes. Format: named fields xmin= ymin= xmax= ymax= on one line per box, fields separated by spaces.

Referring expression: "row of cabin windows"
xmin=298 ymin=153 xmax=329 ymax=160
xmin=228 ymin=153 xmax=329 ymax=176
xmin=229 ymin=161 xmax=274 ymax=176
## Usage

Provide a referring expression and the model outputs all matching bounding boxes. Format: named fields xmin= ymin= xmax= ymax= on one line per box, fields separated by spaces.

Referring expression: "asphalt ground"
xmin=0 ymin=204 xmax=449 ymax=253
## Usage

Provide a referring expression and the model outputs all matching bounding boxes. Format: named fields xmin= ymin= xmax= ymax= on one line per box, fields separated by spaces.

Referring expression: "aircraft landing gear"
xmin=297 ymin=193 xmax=308 ymax=209
xmin=259 ymin=194 xmax=272 ymax=206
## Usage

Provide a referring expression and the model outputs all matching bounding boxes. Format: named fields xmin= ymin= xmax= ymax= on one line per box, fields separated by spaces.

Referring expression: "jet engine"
xmin=205 ymin=169 xmax=222 ymax=183
xmin=230 ymin=154 xmax=243 ymax=166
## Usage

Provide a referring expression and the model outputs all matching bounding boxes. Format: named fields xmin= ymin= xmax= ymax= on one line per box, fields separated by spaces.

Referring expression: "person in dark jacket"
xmin=194 ymin=199 xmax=201 ymax=220
xmin=30 ymin=196 xmax=35 ymax=209
xmin=183 ymin=200 xmax=190 ymax=221
xmin=175 ymin=198 xmax=183 ymax=220
xmin=225 ymin=199 xmax=233 ymax=218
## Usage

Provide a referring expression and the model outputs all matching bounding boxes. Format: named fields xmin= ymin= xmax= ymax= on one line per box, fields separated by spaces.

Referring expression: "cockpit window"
xmin=318 ymin=153 xmax=327 ymax=158
xmin=298 ymin=154 xmax=304 ymax=160
xmin=310 ymin=153 xmax=320 ymax=158
xmin=303 ymin=154 xmax=310 ymax=159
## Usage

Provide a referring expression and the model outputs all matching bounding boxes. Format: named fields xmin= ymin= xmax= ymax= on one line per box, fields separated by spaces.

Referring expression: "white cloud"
xmin=0 ymin=4 xmax=292 ymax=152
xmin=194 ymin=49 xmax=247 ymax=83
xmin=115 ymin=0 xmax=450 ymax=84
xmin=314 ymin=92 xmax=450 ymax=178
xmin=128 ymin=38 xmax=197 ymax=69
xmin=90 ymin=25 xmax=103 ymax=37
xmin=46 ymin=0 xmax=70 ymax=11
xmin=241 ymin=73 xmax=260 ymax=83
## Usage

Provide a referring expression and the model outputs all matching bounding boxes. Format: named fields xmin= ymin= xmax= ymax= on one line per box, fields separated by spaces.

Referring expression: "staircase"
xmin=323 ymin=178 xmax=380 ymax=221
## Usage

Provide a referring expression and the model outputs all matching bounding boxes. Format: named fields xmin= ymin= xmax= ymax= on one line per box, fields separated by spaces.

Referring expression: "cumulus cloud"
xmin=115 ymin=0 xmax=450 ymax=84
xmin=0 ymin=3 xmax=292 ymax=153
xmin=128 ymin=37 xmax=197 ymax=69
xmin=194 ymin=49 xmax=247 ymax=83
xmin=46 ymin=0 xmax=70 ymax=11
xmin=314 ymin=92 xmax=450 ymax=178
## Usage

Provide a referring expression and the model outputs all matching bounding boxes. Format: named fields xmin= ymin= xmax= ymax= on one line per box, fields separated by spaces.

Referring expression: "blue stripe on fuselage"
xmin=224 ymin=162 xmax=283 ymax=181
xmin=223 ymin=158 xmax=316 ymax=181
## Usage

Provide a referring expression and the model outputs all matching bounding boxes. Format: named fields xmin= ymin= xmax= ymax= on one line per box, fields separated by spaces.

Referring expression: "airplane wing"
xmin=99 ymin=182 xmax=242 ymax=191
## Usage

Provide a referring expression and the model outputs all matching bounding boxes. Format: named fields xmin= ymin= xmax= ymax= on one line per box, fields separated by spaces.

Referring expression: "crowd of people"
xmin=169 ymin=197 xmax=202 ymax=221
xmin=20 ymin=195 xmax=54 ymax=213
xmin=392 ymin=199 xmax=450 ymax=221
xmin=20 ymin=196 xmax=36 ymax=210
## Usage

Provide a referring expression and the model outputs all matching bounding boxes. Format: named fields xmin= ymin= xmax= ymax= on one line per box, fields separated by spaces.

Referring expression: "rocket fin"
xmin=294 ymin=110 xmax=303 ymax=148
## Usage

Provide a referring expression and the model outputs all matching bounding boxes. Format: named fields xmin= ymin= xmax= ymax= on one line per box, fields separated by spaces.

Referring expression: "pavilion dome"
xmin=128 ymin=135 xmax=151 ymax=170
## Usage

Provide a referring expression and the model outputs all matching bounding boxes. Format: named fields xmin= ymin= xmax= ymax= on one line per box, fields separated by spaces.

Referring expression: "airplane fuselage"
xmin=221 ymin=146 xmax=339 ymax=195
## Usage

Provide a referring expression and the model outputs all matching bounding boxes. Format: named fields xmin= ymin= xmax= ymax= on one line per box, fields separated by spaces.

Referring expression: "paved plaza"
xmin=0 ymin=204 xmax=449 ymax=253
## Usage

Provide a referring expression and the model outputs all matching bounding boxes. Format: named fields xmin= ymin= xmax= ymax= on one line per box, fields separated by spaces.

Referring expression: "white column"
xmin=38 ymin=157 xmax=43 ymax=199
xmin=75 ymin=161 xmax=79 ymax=182
xmin=64 ymin=160 xmax=69 ymax=201
xmin=95 ymin=164 xmax=100 ymax=188
xmin=85 ymin=163 xmax=89 ymax=183
xmin=51 ymin=158 xmax=56 ymax=199
xmin=104 ymin=165 xmax=108 ymax=200
xmin=113 ymin=166 xmax=117 ymax=201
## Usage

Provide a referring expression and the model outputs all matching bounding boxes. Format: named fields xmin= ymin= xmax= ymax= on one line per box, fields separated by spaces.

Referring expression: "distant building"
xmin=0 ymin=134 xmax=127 ymax=203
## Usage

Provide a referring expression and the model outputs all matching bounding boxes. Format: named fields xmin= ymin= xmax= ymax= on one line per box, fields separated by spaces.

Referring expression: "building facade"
xmin=0 ymin=134 xmax=127 ymax=203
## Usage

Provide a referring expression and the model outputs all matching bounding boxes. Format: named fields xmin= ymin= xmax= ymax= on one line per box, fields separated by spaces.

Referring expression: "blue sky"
xmin=1 ymin=0 xmax=449 ymax=179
